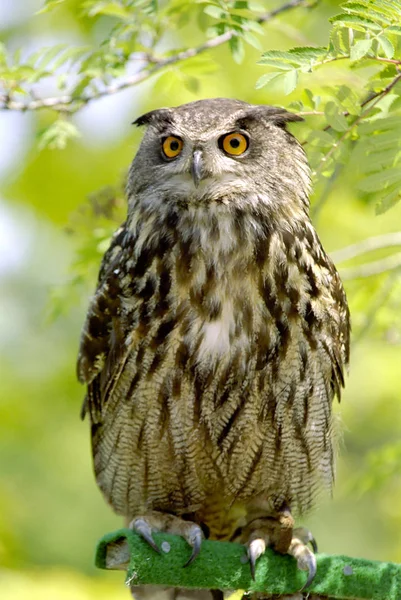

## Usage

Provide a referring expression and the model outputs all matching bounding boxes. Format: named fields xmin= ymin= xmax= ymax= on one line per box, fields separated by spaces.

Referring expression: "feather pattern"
xmin=78 ymin=99 xmax=350 ymax=549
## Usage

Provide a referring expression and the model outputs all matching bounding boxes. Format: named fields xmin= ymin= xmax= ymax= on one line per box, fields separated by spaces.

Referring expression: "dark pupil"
xmin=170 ymin=140 xmax=179 ymax=151
xmin=229 ymin=137 xmax=240 ymax=148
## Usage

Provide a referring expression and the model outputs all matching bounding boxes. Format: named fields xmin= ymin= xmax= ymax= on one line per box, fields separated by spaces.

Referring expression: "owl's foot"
xmin=288 ymin=527 xmax=317 ymax=590
xmin=128 ymin=511 xmax=204 ymax=567
xmin=241 ymin=508 xmax=317 ymax=591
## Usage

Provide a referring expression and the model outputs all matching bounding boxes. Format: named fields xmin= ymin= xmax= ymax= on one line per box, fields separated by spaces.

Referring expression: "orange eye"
xmin=221 ymin=132 xmax=248 ymax=156
xmin=162 ymin=136 xmax=183 ymax=159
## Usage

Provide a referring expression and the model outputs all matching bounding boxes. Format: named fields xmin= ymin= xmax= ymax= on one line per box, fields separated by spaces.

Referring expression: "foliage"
xmin=258 ymin=0 xmax=401 ymax=213
xmin=1 ymin=1 xmax=401 ymax=214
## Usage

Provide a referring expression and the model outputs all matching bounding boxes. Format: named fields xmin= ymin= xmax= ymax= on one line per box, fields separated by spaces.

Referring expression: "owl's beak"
xmin=191 ymin=150 xmax=203 ymax=188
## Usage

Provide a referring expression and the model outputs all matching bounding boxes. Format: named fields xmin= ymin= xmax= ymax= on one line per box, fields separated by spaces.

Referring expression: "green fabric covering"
xmin=96 ymin=529 xmax=401 ymax=599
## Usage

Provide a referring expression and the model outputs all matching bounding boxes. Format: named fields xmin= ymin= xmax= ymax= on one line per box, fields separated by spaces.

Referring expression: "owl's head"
xmin=128 ymin=98 xmax=311 ymax=217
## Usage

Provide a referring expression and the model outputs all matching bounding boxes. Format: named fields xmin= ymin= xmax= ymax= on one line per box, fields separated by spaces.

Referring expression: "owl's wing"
xmin=326 ymin=266 xmax=350 ymax=401
xmin=77 ymin=223 xmax=134 ymax=422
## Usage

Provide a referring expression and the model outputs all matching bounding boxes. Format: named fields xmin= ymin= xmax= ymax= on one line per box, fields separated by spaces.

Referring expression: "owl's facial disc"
xmin=161 ymin=130 xmax=250 ymax=190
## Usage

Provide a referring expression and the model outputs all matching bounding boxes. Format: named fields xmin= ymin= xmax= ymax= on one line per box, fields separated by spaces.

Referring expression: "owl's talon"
xmin=129 ymin=512 xmax=204 ymax=567
xmin=183 ymin=526 xmax=203 ymax=567
xmin=288 ymin=527 xmax=317 ymax=591
xmin=129 ymin=517 xmax=161 ymax=554
xmin=295 ymin=526 xmax=318 ymax=553
xmin=299 ymin=555 xmax=317 ymax=592
xmin=247 ymin=538 xmax=266 ymax=580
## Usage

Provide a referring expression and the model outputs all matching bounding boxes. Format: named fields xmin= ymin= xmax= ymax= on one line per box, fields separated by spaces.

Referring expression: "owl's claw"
xmin=240 ymin=509 xmax=318 ymax=591
xmin=130 ymin=517 xmax=161 ymax=554
xmin=183 ymin=525 xmax=203 ymax=567
xmin=247 ymin=538 xmax=266 ymax=580
xmin=128 ymin=511 xmax=204 ymax=567
xmin=300 ymin=556 xmax=317 ymax=591
xmin=288 ymin=527 xmax=318 ymax=591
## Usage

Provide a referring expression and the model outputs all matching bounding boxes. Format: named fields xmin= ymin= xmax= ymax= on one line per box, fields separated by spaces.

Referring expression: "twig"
xmin=331 ymin=232 xmax=401 ymax=263
xmin=0 ymin=0 xmax=308 ymax=113
xmin=338 ymin=251 xmax=401 ymax=280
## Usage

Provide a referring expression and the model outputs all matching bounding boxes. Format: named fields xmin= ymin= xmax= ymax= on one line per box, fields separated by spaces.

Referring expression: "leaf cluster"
xmin=256 ymin=0 xmax=401 ymax=214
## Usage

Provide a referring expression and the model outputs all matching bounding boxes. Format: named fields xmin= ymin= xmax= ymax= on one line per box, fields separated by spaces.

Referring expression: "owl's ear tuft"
xmin=260 ymin=107 xmax=304 ymax=129
xmin=268 ymin=110 xmax=304 ymax=128
xmin=239 ymin=106 xmax=303 ymax=130
xmin=133 ymin=108 xmax=173 ymax=128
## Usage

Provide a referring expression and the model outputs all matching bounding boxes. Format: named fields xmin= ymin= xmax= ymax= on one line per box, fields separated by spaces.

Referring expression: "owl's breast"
xmin=195 ymin=298 xmax=240 ymax=359
xmin=182 ymin=271 xmax=259 ymax=369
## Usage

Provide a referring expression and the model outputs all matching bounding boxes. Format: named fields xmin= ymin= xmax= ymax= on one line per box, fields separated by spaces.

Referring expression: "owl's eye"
xmin=162 ymin=136 xmax=183 ymax=159
xmin=220 ymin=132 xmax=249 ymax=156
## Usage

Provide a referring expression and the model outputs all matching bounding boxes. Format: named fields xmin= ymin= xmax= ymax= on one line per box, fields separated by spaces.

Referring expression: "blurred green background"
xmin=1 ymin=1 xmax=401 ymax=598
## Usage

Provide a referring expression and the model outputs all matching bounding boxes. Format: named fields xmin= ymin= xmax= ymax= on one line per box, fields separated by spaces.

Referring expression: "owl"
xmin=77 ymin=98 xmax=350 ymax=600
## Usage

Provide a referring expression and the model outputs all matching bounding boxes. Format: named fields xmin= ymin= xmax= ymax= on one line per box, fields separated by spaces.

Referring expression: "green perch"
xmin=95 ymin=529 xmax=401 ymax=599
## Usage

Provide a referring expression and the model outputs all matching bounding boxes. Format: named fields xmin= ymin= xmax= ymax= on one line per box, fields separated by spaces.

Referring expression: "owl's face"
xmin=128 ymin=98 xmax=310 ymax=214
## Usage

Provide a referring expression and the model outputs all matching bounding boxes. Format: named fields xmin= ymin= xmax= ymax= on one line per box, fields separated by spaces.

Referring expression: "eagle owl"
xmin=77 ymin=98 xmax=350 ymax=599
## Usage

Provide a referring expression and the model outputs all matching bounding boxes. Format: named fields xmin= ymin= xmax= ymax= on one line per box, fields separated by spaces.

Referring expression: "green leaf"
xmin=288 ymin=100 xmax=304 ymax=111
xmin=325 ymin=101 xmax=349 ymax=132
xmin=35 ymin=44 xmax=67 ymax=70
xmin=38 ymin=120 xmax=81 ymax=150
xmin=246 ymin=20 xmax=264 ymax=35
xmin=0 ymin=42 xmax=7 ymax=68
xmin=376 ymin=189 xmax=401 ymax=214
xmin=183 ymin=74 xmax=200 ymax=93
xmin=389 ymin=96 xmax=401 ymax=112
xmin=52 ymin=47 xmax=90 ymax=70
xmin=387 ymin=25 xmax=401 ymax=35
xmin=347 ymin=0 xmax=401 ymax=19
xmin=247 ymin=1 xmax=265 ymax=10
xmin=343 ymin=2 xmax=392 ymax=25
xmin=289 ymin=46 xmax=328 ymax=61
xmin=336 ymin=85 xmax=361 ymax=115
xmin=377 ymin=35 xmax=394 ymax=59
xmin=282 ymin=69 xmax=298 ymax=95
xmin=307 ymin=130 xmax=335 ymax=147
xmin=350 ymin=38 xmax=373 ymax=60
xmin=259 ymin=47 xmax=326 ymax=68
xmin=303 ymin=88 xmax=315 ymax=108
xmin=203 ymin=5 xmax=225 ymax=19
xmin=37 ymin=0 xmax=66 ymax=13
xmin=87 ymin=3 xmax=132 ymax=19
xmin=255 ymin=72 xmax=281 ymax=89
xmin=57 ymin=73 xmax=68 ymax=90
xmin=241 ymin=30 xmax=262 ymax=50
xmin=376 ymin=64 xmax=398 ymax=79
xmin=359 ymin=147 xmax=401 ymax=172
xmin=365 ymin=131 xmax=401 ymax=152
xmin=330 ymin=28 xmax=350 ymax=54
xmin=71 ymin=75 xmax=92 ymax=98
xmin=229 ymin=36 xmax=244 ymax=64
xmin=256 ymin=60 xmax=295 ymax=71
xmin=358 ymin=116 xmax=401 ymax=134
xmin=358 ymin=167 xmax=401 ymax=192
xmin=330 ymin=14 xmax=381 ymax=32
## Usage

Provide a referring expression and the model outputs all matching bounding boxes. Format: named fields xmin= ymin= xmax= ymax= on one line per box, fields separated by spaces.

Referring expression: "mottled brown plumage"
xmin=77 ymin=98 xmax=350 ymax=599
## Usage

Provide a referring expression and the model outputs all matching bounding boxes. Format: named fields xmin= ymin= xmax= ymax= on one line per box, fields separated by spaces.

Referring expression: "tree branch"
xmin=331 ymin=232 xmax=401 ymax=263
xmin=0 ymin=0 xmax=308 ymax=114
xmin=338 ymin=252 xmax=401 ymax=280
